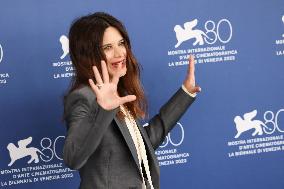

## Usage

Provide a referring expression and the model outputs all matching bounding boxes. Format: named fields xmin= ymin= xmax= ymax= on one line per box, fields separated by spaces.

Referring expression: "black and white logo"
xmin=173 ymin=18 xmax=233 ymax=48
xmin=6 ymin=136 xmax=65 ymax=166
xmin=168 ymin=18 xmax=237 ymax=67
xmin=233 ymin=109 xmax=284 ymax=138
xmin=228 ymin=108 xmax=284 ymax=158
xmin=7 ymin=137 xmax=49 ymax=166
xmin=50 ymin=34 xmax=74 ymax=80
xmin=234 ymin=110 xmax=271 ymax=138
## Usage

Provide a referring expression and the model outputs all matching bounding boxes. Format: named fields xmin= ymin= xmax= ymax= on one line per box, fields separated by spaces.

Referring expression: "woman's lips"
xmin=111 ymin=59 xmax=125 ymax=68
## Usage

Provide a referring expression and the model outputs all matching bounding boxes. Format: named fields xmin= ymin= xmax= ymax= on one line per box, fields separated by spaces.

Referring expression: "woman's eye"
xmin=119 ymin=40 xmax=125 ymax=46
xmin=103 ymin=45 xmax=112 ymax=51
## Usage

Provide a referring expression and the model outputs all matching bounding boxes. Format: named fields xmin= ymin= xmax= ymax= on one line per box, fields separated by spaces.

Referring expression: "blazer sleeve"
xmin=145 ymin=87 xmax=195 ymax=150
xmin=63 ymin=88 xmax=117 ymax=170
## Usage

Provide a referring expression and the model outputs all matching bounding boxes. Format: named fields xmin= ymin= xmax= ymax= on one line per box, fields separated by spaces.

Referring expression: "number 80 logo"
xmin=159 ymin=122 xmax=185 ymax=148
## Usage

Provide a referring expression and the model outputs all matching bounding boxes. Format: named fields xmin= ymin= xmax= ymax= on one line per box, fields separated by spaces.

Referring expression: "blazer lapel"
xmin=114 ymin=117 xmax=140 ymax=170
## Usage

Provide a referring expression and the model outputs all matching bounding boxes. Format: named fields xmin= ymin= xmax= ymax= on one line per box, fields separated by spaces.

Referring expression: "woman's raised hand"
xmin=183 ymin=55 xmax=202 ymax=94
xmin=89 ymin=61 xmax=136 ymax=110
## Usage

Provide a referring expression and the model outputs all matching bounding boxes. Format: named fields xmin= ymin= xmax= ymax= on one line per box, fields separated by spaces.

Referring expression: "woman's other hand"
xmin=183 ymin=55 xmax=201 ymax=94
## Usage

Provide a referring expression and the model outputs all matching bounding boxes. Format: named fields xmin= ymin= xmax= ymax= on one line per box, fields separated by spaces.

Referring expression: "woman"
xmin=63 ymin=12 xmax=201 ymax=189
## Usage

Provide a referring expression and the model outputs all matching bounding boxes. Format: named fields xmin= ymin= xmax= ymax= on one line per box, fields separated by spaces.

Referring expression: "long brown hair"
xmin=67 ymin=12 xmax=147 ymax=119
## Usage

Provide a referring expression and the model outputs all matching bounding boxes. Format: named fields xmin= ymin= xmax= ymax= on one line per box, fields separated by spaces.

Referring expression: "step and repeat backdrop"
xmin=0 ymin=0 xmax=284 ymax=189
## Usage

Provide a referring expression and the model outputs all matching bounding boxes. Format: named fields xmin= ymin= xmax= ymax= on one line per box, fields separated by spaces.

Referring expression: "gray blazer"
xmin=63 ymin=86 xmax=195 ymax=189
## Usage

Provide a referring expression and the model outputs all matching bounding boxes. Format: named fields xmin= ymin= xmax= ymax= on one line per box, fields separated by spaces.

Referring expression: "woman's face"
xmin=102 ymin=26 xmax=127 ymax=78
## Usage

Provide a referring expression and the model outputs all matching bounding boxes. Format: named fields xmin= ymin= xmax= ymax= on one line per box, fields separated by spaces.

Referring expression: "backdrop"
xmin=0 ymin=0 xmax=284 ymax=189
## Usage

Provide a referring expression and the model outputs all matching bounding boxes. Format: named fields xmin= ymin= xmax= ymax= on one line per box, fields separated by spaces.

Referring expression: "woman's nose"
xmin=113 ymin=46 xmax=124 ymax=57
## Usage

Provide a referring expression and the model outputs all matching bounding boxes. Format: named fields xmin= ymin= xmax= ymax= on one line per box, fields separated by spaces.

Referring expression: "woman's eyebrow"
xmin=102 ymin=43 xmax=111 ymax=47
xmin=102 ymin=39 xmax=124 ymax=46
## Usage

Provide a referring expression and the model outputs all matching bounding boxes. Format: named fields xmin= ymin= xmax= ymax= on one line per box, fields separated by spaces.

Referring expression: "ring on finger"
xmin=96 ymin=84 xmax=103 ymax=89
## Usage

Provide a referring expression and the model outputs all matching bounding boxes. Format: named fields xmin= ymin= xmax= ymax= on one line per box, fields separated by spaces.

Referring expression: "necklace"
xmin=120 ymin=105 xmax=154 ymax=189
